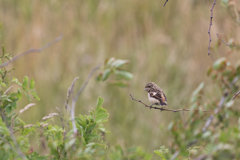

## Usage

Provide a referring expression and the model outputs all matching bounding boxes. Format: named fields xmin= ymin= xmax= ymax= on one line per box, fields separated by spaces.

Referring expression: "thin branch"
xmin=8 ymin=127 xmax=26 ymax=159
xmin=130 ymin=94 xmax=210 ymax=112
xmin=70 ymin=64 xmax=101 ymax=134
xmin=65 ymin=87 xmax=71 ymax=110
xmin=203 ymin=92 xmax=228 ymax=132
xmin=163 ymin=0 xmax=168 ymax=7
xmin=216 ymin=33 xmax=237 ymax=47
xmin=55 ymin=107 xmax=67 ymax=148
xmin=4 ymin=86 xmax=13 ymax=94
xmin=69 ymin=77 xmax=79 ymax=135
xmin=232 ymin=90 xmax=240 ymax=100
xmin=170 ymin=151 xmax=180 ymax=160
xmin=0 ymin=35 xmax=62 ymax=68
xmin=203 ymin=77 xmax=238 ymax=132
xmin=208 ymin=0 xmax=216 ymax=56
xmin=194 ymin=155 xmax=208 ymax=160
xmin=69 ymin=77 xmax=79 ymax=100
xmin=73 ymin=64 xmax=101 ymax=102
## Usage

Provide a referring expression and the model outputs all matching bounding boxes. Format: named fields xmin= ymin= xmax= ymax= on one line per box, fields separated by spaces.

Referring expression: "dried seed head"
xmin=19 ymin=103 xmax=36 ymax=114
xmin=42 ymin=113 xmax=59 ymax=120
xmin=40 ymin=123 xmax=49 ymax=127
xmin=24 ymin=124 xmax=33 ymax=128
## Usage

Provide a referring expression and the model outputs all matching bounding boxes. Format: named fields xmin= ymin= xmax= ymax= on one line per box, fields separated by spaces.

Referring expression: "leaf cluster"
xmin=154 ymin=57 xmax=240 ymax=159
xmin=96 ymin=57 xmax=133 ymax=87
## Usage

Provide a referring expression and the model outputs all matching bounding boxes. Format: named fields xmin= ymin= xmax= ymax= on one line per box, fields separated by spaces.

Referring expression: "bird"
xmin=144 ymin=82 xmax=167 ymax=109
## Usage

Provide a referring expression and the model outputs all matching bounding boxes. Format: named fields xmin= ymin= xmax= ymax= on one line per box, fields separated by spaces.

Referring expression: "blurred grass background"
xmin=1 ymin=0 xmax=240 ymax=156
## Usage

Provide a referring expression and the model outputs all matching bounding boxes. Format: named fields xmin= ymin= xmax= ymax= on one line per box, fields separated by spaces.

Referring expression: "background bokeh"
xmin=1 ymin=0 xmax=240 ymax=157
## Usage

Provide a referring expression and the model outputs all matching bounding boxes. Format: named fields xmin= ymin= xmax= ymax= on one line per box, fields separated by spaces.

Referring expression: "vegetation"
xmin=0 ymin=0 xmax=240 ymax=159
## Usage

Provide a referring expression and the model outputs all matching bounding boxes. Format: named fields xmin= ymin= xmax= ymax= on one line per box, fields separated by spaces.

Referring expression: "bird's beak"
xmin=143 ymin=88 xmax=147 ymax=91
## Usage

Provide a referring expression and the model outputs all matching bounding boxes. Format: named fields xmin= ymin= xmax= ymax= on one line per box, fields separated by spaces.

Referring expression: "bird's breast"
xmin=148 ymin=93 xmax=160 ymax=105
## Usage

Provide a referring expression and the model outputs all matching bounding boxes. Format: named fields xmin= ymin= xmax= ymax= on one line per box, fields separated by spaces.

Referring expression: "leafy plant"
xmin=97 ymin=57 xmax=133 ymax=87
xmin=154 ymin=57 xmax=240 ymax=159
xmin=0 ymin=38 xmax=149 ymax=159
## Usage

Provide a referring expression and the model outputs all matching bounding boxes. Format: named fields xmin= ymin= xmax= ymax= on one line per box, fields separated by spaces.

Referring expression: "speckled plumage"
xmin=144 ymin=82 xmax=167 ymax=107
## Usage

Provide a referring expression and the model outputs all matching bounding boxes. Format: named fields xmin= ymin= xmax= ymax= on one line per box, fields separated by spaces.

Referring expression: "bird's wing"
xmin=150 ymin=91 xmax=167 ymax=106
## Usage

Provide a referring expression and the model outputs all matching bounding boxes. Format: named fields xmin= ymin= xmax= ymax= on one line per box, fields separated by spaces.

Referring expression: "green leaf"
xmin=191 ymin=82 xmax=204 ymax=103
xmin=0 ymin=125 xmax=9 ymax=135
xmin=65 ymin=138 xmax=76 ymax=150
xmin=106 ymin=57 xmax=115 ymax=67
xmin=225 ymin=100 xmax=234 ymax=108
xmin=24 ymin=92 xmax=31 ymax=101
xmin=102 ymin=68 xmax=111 ymax=81
xmin=110 ymin=59 xmax=129 ymax=68
xmin=202 ymin=131 xmax=212 ymax=138
xmin=115 ymin=70 xmax=133 ymax=80
xmin=154 ymin=150 xmax=166 ymax=160
xmin=96 ymin=73 xmax=102 ymax=82
xmin=2 ymin=45 xmax=5 ymax=54
xmin=96 ymin=97 xmax=104 ymax=107
xmin=31 ymin=91 xmax=40 ymax=101
xmin=29 ymin=78 xmax=35 ymax=90
xmin=213 ymin=57 xmax=227 ymax=71
xmin=221 ymin=0 xmax=229 ymax=4
xmin=12 ymin=77 xmax=22 ymax=85
xmin=207 ymin=67 xmax=212 ymax=76
xmin=86 ymin=122 xmax=96 ymax=132
xmin=109 ymin=81 xmax=129 ymax=87
xmin=96 ymin=113 xmax=109 ymax=123
xmin=17 ymin=89 xmax=22 ymax=100
xmin=1 ymin=82 xmax=6 ymax=87
xmin=22 ymin=76 xmax=29 ymax=90
xmin=96 ymin=106 xmax=107 ymax=115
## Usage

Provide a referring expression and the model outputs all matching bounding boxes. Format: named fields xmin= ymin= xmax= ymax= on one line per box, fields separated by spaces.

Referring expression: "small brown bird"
xmin=144 ymin=82 xmax=167 ymax=109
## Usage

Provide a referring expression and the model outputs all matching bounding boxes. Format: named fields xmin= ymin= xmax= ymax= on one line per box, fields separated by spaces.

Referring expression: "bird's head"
xmin=144 ymin=82 xmax=155 ymax=92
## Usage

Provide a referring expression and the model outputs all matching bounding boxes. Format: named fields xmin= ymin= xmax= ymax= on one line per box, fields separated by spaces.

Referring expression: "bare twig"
xmin=170 ymin=151 xmax=180 ymax=160
xmin=65 ymin=87 xmax=71 ymax=110
xmin=0 ymin=35 xmax=62 ymax=68
xmin=203 ymin=77 xmax=238 ymax=132
xmin=208 ymin=0 xmax=216 ymax=55
xmin=69 ymin=77 xmax=79 ymax=101
xmin=56 ymin=107 xmax=67 ymax=141
xmin=194 ymin=155 xmax=208 ymax=160
xmin=8 ymin=127 xmax=27 ymax=159
xmin=73 ymin=64 xmax=101 ymax=102
xmin=204 ymin=77 xmax=238 ymax=131
xmin=202 ymin=92 xmax=228 ymax=132
xmin=69 ymin=77 xmax=80 ymax=135
xmin=130 ymin=94 xmax=210 ymax=112
xmin=4 ymin=86 xmax=13 ymax=94
xmin=70 ymin=64 xmax=101 ymax=134
xmin=163 ymin=0 xmax=168 ymax=7
xmin=216 ymin=33 xmax=237 ymax=47
xmin=232 ymin=90 xmax=240 ymax=100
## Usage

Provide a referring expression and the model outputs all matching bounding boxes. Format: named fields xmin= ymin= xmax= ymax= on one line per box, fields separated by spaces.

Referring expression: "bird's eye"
xmin=148 ymin=85 xmax=151 ymax=87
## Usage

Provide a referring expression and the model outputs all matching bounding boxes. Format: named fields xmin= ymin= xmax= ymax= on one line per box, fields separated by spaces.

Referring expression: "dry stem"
xmin=0 ymin=35 xmax=62 ymax=68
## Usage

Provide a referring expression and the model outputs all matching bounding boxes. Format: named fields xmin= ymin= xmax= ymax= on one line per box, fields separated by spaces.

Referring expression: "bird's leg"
xmin=160 ymin=107 xmax=163 ymax=112
xmin=149 ymin=104 xmax=153 ymax=109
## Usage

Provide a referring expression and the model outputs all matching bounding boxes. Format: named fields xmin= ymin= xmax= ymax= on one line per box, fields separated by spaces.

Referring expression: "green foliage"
xmin=96 ymin=57 xmax=133 ymax=87
xmin=154 ymin=57 xmax=240 ymax=159
xmin=109 ymin=146 xmax=152 ymax=160
xmin=0 ymin=45 xmax=149 ymax=159
xmin=154 ymin=146 xmax=170 ymax=160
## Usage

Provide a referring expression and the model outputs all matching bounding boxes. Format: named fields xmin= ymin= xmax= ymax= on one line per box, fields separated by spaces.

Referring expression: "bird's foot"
xmin=160 ymin=107 xmax=163 ymax=112
xmin=149 ymin=105 xmax=153 ymax=109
